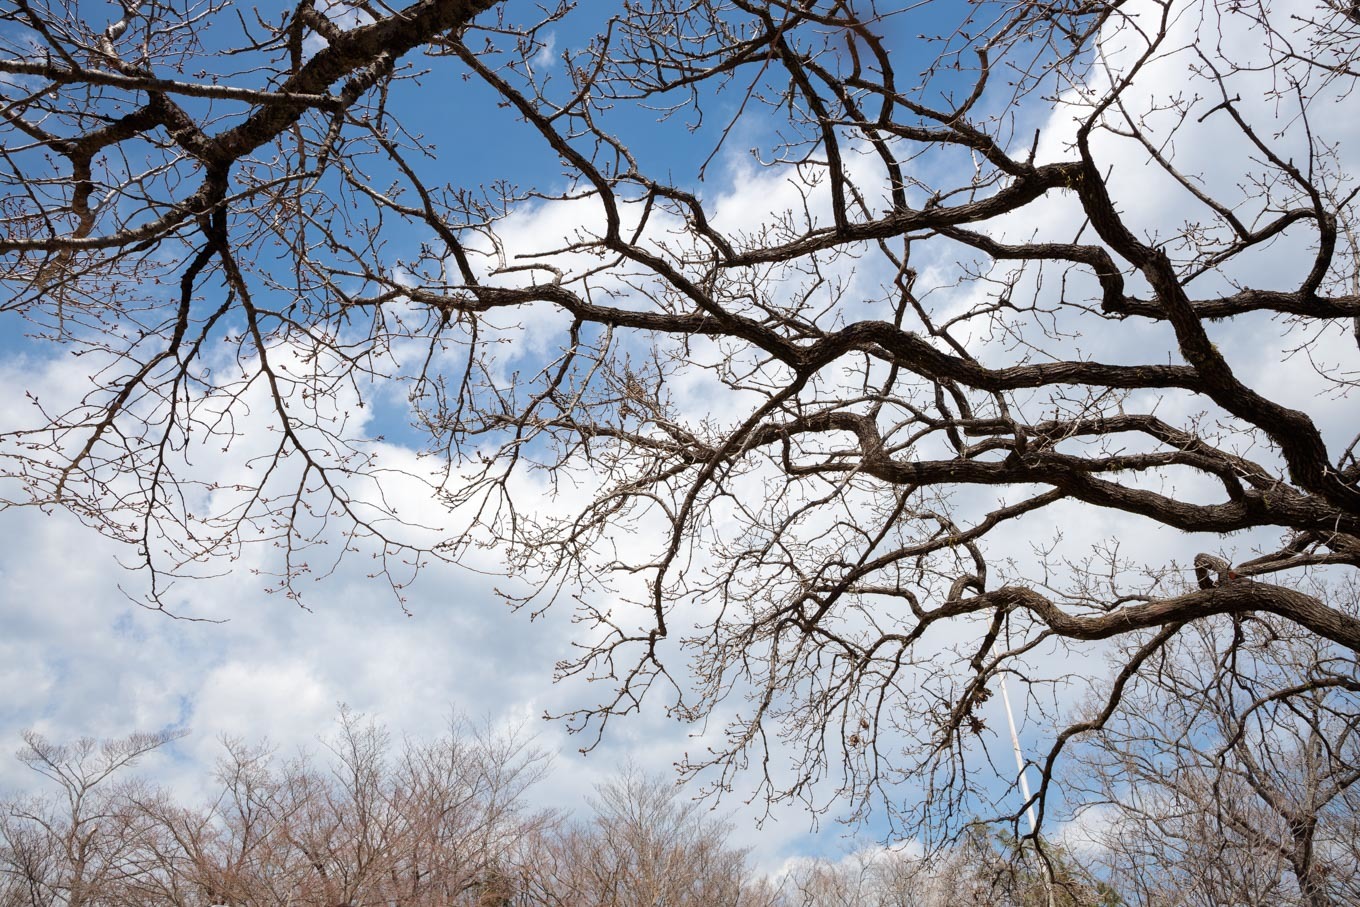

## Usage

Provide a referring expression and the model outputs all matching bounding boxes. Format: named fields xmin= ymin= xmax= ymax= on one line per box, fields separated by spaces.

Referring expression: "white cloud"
xmin=0 ymin=0 xmax=1355 ymax=880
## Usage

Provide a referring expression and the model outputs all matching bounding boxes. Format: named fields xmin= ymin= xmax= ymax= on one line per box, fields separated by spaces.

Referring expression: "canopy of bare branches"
xmin=2 ymin=0 xmax=1359 ymax=855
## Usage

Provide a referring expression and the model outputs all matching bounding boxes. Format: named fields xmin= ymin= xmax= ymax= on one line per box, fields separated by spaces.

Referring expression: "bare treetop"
xmin=2 ymin=0 xmax=1359 ymax=842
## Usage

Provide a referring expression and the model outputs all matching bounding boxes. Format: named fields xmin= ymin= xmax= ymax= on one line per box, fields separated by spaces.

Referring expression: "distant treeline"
xmin=0 ymin=708 xmax=1112 ymax=907
xmin=1 ymin=697 xmax=1351 ymax=906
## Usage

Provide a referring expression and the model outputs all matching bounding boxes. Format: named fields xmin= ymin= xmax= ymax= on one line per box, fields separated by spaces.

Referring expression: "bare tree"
xmin=548 ymin=766 xmax=774 ymax=907
xmin=776 ymin=831 xmax=1118 ymax=907
xmin=0 ymin=730 xmax=184 ymax=906
xmin=776 ymin=848 xmax=914 ymax=907
xmin=1071 ymin=611 xmax=1360 ymax=907
xmin=2 ymin=0 xmax=1360 ymax=846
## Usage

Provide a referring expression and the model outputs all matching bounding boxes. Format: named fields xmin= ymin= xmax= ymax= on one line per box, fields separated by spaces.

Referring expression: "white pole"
xmin=999 ymin=674 xmax=1037 ymax=835
xmin=999 ymin=674 xmax=1054 ymax=907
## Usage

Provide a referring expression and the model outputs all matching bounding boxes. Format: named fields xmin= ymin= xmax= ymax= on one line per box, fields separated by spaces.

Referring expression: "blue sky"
xmin=1 ymin=0 xmax=1358 ymax=876
xmin=0 ymin=0 xmax=996 ymax=867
